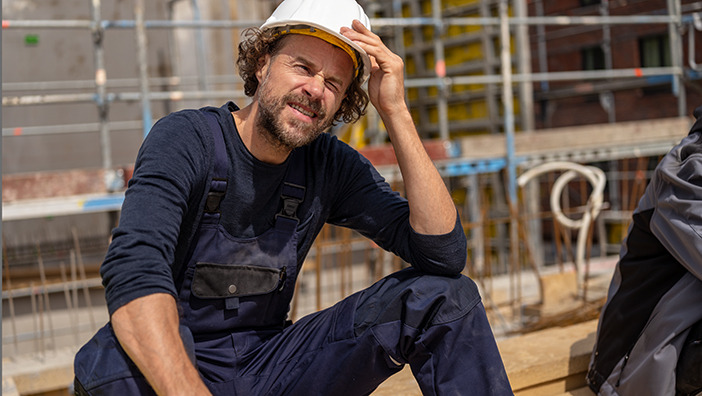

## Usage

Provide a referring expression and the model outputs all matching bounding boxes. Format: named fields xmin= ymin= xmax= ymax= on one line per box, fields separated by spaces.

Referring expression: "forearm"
xmin=111 ymin=293 xmax=211 ymax=396
xmin=380 ymin=107 xmax=457 ymax=235
xmin=340 ymin=21 xmax=456 ymax=235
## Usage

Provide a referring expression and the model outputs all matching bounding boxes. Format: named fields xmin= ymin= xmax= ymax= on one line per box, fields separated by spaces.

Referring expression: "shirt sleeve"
xmin=100 ymin=110 xmax=211 ymax=315
xmin=324 ymin=138 xmax=467 ymax=276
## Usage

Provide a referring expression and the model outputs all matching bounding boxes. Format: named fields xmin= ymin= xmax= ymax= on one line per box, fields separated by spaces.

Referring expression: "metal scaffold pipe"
xmin=135 ymin=0 xmax=153 ymax=138
xmin=2 ymin=75 xmax=241 ymax=91
xmin=499 ymin=0 xmax=521 ymax=317
xmin=1 ymin=19 xmax=263 ymax=29
xmin=370 ymin=15 xmax=679 ymax=28
xmin=2 ymin=90 xmax=247 ymax=108
xmin=3 ymin=121 xmax=143 ymax=137
xmin=1 ymin=14 xmax=682 ymax=31
xmin=431 ymin=0 xmax=449 ymax=140
xmin=499 ymin=1 xmax=516 ymax=207
xmin=668 ymin=0 xmax=686 ymax=116
xmin=90 ymin=0 xmax=118 ymax=191
xmin=3 ymin=65 xmax=681 ymax=108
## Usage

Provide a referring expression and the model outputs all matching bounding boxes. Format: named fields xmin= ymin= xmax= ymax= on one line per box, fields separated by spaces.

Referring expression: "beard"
xmin=256 ymin=78 xmax=335 ymax=151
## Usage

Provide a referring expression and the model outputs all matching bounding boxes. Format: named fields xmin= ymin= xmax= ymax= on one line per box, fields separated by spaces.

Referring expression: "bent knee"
xmin=354 ymin=269 xmax=482 ymax=333
xmin=418 ymin=273 xmax=481 ymax=325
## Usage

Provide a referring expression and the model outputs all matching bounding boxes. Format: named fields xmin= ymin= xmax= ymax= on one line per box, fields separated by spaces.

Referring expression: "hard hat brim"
xmin=261 ymin=20 xmax=371 ymax=84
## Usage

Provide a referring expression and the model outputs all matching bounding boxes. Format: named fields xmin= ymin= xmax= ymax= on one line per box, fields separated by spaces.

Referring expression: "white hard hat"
xmin=261 ymin=0 xmax=371 ymax=84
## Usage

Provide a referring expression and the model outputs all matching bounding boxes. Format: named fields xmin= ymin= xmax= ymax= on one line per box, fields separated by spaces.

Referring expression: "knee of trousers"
xmin=353 ymin=268 xmax=481 ymax=336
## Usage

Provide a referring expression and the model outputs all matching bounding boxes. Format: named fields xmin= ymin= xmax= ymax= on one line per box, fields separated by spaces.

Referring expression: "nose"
xmin=302 ymin=75 xmax=325 ymax=100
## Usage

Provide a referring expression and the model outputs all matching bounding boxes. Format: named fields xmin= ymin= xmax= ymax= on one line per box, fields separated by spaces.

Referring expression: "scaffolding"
xmin=2 ymin=0 xmax=701 ymax=357
xmin=3 ymin=1 xmax=695 ymax=170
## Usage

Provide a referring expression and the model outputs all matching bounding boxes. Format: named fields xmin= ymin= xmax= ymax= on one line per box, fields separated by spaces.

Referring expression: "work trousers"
xmin=75 ymin=268 xmax=512 ymax=395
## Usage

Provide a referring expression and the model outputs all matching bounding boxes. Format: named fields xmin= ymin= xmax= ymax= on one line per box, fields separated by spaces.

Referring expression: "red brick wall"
xmin=528 ymin=0 xmax=702 ymax=128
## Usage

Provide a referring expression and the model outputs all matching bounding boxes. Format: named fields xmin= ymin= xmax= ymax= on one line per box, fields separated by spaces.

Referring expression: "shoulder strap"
xmin=173 ymin=110 xmax=227 ymax=290
xmin=201 ymin=112 xmax=228 ymax=224
xmin=275 ymin=147 xmax=306 ymax=232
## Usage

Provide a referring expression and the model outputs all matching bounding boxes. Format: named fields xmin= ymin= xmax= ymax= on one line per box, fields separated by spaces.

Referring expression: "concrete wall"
xmin=2 ymin=0 xmax=275 ymax=175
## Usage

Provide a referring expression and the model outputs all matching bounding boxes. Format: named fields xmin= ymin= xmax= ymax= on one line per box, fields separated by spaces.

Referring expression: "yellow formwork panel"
xmin=413 ymin=0 xmax=484 ymax=17
xmin=421 ymin=1 xmax=431 ymax=15
xmin=402 ymin=3 xmax=412 ymax=18
xmin=444 ymin=0 xmax=480 ymax=8
xmin=407 ymin=87 xmax=419 ymax=101
xmin=405 ymin=55 xmax=417 ymax=76
xmin=423 ymin=51 xmax=435 ymax=75
xmin=398 ymin=0 xmax=518 ymax=132
xmin=403 ymin=29 xmax=413 ymax=47
xmin=423 ymin=100 xmax=489 ymax=123
xmin=445 ymin=41 xmax=484 ymax=66
xmin=447 ymin=23 xmax=482 ymax=37
xmin=453 ymin=73 xmax=492 ymax=92
xmin=418 ymin=93 xmax=522 ymax=127
xmin=411 ymin=79 xmax=491 ymax=100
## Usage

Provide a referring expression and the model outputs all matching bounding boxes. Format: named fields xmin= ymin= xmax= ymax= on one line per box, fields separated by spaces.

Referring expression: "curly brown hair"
xmin=236 ymin=27 xmax=369 ymax=125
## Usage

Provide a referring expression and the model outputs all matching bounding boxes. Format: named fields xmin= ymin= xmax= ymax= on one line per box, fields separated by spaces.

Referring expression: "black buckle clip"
xmin=276 ymin=195 xmax=302 ymax=221
xmin=204 ymin=191 xmax=225 ymax=213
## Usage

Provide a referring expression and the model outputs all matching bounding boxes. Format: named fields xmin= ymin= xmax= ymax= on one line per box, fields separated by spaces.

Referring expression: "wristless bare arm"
xmin=111 ymin=293 xmax=213 ymax=396
xmin=342 ymin=21 xmax=457 ymax=235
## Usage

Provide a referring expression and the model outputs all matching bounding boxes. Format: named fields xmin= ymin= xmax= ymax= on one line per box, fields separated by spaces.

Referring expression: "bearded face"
xmin=256 ymin=80 xmax=335 ymax=150
xmin=252 ymin=35 xmax=354 ymax=151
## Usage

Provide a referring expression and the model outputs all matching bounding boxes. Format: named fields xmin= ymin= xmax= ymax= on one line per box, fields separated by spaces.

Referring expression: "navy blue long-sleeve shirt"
xmin=101 ymin=102 xmax=467 ymax=315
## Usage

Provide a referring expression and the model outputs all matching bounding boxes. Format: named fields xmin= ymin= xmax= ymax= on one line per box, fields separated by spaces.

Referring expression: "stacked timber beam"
xmin=455 ymin=116 xmax=691 ymax=166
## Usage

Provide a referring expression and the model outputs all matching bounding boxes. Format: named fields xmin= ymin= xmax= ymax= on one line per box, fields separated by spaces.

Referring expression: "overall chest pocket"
xmin=191 ymin=263 xmax=286 ymax=299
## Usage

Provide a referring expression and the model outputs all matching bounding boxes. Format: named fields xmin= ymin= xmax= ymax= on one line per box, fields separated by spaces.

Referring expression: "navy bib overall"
xmin=176 ymin=112 xmax=307 ymax=393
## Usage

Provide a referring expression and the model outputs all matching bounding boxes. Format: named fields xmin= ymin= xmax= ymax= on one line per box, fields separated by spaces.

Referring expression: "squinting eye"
xmin=326 ymin=81 xmax=340 ymax=92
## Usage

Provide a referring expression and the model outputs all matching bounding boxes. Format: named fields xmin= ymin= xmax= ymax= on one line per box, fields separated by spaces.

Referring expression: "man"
xmin=587 ymin=107 xmax=702 ymax=395
xmin=74 ymin=0 xmax=512 ymax=394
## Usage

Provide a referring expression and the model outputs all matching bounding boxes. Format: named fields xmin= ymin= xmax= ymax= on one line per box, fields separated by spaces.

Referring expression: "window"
xmin=582 ymin=46 xmax=605 ymax=70
xmin=639 ymin=34 xmax=671 ymax=67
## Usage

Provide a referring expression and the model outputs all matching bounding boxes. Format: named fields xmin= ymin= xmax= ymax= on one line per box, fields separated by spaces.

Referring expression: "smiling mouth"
xmin=289 ymin=103 xmax=317 ymax=118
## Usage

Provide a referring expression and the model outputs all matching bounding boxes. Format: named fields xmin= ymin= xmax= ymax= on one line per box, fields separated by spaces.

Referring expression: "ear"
xmin=255 ymin=54 xmax=271 ymax=84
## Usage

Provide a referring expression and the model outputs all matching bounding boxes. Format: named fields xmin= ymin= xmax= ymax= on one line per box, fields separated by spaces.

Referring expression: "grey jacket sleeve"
xmin=649 ymin=132 xmax=702 ymax=281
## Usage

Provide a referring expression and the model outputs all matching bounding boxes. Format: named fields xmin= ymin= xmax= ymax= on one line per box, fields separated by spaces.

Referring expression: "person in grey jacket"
xmin=588 ymin=106 xmax=702 ymax=396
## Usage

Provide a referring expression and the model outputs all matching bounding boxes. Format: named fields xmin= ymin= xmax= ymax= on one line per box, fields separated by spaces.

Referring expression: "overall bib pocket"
xmin=186 ymin=261 xmax=291 ymax=322
xmin=192 ymin=262 xmax=286 ymax=299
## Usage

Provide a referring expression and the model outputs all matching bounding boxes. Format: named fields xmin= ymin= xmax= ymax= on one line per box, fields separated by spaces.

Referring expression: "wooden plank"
xmin=371 ymin=366 xmax=421 ymax=396
xmin=2 ymin=377 xmax=20 ymax=396
xmin=498 ymin=319 xmax=598 ymax=392
xmin=561 ymin=386 xmax=596 ymax=395
xmin=3 ymin=348 xmax=75 ymax=396
xmin=458 ymin=117 xmax=691 ymax=160
xmin=514 ymin=372 xmax=587 ymax=396
xmin=10 ymin=365 xmax=73 ymax=395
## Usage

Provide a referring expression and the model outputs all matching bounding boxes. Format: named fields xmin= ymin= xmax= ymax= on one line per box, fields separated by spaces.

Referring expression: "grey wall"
xmin=1 ymin=0 xmax=274 ymax=175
